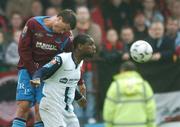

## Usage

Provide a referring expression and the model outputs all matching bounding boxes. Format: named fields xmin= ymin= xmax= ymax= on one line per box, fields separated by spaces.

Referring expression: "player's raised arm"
xmin=31 ymin=55 xmax=62 ymax=86
xmin=18 ymin=18 xmax=38 ymax=75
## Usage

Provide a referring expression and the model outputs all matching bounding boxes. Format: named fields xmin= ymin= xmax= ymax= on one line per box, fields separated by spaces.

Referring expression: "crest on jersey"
xmin=35 ymin=32 xmax=44 ymax=38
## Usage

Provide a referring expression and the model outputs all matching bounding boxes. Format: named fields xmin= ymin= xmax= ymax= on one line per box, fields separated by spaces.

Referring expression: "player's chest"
xmin=61 ymin=61 xmax=81 ymax=76
xmin=53 ymin=65 xmax=81 ymax=85
xmin=32 ymin=31 xmax=68 ymax=51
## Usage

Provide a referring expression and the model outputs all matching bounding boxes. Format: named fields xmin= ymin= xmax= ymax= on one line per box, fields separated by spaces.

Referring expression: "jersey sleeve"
xmin=32 ymin=55 xmax=62 ymax=81
xmin=18 ymin=18 xmax=37 ymax=75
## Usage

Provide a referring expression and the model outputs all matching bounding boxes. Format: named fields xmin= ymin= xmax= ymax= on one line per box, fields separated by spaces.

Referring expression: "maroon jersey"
xmin=18 ymin=16 xmax=73 ymax=75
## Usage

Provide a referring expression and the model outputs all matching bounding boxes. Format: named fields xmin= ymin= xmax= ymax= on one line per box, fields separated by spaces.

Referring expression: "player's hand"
xmin=79 ymin=83 xmax=86 ymax=95
xmin=122 ymin=53 xmax=130 ymax=60
xmin=151 ymin=53 xmax=161 ymax=61
xmin=30 ymin=78 xmax=41 ymax=87
xmin=77 ymin=96 xmax=87 ymax=107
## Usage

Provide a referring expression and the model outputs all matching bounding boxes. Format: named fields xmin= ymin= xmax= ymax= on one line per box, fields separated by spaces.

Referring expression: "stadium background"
xmin=1 ymin=0 xmax=180 ymax=126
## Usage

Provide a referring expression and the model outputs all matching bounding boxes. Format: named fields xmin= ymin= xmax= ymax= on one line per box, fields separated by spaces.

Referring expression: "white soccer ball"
xmin=130 ymin=40 xmax=153 ymax=63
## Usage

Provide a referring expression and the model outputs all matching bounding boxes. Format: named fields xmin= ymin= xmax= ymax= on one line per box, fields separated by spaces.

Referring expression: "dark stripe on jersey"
xmin=64 ymin=87 xmax=70 ymax=111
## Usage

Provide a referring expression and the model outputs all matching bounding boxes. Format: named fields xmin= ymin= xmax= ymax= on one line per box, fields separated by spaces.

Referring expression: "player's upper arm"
xmin=18 ymin=18 xmax=38 ymax=74
xmin=19 ymin=18 xmax=35 ymax=47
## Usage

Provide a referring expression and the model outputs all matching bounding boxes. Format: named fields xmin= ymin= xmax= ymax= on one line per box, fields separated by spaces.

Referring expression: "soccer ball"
xmin=130 ymin=40 xmax=153 ymax=63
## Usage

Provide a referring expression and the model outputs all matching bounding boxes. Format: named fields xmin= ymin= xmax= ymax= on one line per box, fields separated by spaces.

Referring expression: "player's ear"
xmin=77 ymin=44 xmax=83 ymax=50
xmin=58 ymin=16 xmax=63 ymax=21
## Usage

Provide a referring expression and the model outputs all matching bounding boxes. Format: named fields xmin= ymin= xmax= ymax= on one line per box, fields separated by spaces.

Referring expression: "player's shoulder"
xmin=26 ymin=17 xmax=37 ymax=24
xmin=57 ymin=52 xmax=72 ymax=61
xmin=63 ymin=31 xmax=73 ymax=41
xmin=24 ymin=17 xmax=39 ymax=29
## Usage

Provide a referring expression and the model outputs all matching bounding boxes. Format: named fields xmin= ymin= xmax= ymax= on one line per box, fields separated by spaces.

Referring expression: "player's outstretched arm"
xmin=31 ymin=55 xmax=62 ymax=86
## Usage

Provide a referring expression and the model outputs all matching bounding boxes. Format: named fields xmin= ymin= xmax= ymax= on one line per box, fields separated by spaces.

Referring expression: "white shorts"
xmin=39 ymin=97 xmax=80 ymax=127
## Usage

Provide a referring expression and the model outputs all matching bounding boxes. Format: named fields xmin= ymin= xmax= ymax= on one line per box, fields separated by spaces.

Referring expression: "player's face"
xmin=81 ymin=39 xmax=96 ymax=58
xmin=52 ymin=17 xmax=71 ymax=34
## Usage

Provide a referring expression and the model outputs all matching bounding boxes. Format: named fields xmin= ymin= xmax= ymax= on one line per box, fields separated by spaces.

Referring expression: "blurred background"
xmin=1 ymin=0 xmax=180 ymax=127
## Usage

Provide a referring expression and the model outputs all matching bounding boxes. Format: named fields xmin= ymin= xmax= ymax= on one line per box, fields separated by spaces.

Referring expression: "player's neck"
xmin=72 ymin=52 xmax=82 ymax=65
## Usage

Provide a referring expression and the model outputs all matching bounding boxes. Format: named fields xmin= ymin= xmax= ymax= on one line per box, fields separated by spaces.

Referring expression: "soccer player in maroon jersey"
xmin=12 ymin=9 xmax=86 ymax=127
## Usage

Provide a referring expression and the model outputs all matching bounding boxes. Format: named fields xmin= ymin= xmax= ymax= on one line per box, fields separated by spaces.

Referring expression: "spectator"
xmin=120 ymin=26 xmax=135 ymax=61
xmin=73 ymin=6 xmax=102 ymax=48
xmin=9 ymin=11 xmax=23 ymax=34
xmin=165 ymin=17 xmax=180 ymax=59
xmin=170 ymin=0 xmax=180 ymax=28
xmin=0 ymin=15 xmax=8 ymax=33
xmin=102 ymin=0 xmax=133 ymax=31
xmin=142 ymin=0 xmax=164 ymax=27
xmin=41 ymin=0 xmax=75 ymax=11
xmin=133 ymin=11 xmax=148 ymax=41
xmin=0 ymin=31 xmax=5 ymax=62
xmin=5 ymin=30 xmax=21 ymax=66
xmin=0 ymin=31 xmax=9 ymax=72
xmin=146 ymin=21 xmax=175 ymax=62
xmin=45 ymin=7 xmax=59 ymax=16
xmin=103 ymin=61 xmax=156 ymax=127
xmin=31 ymin=0 xmax=44 ymax=16
xmin=91 ymin=5 xmax=106 ymax=42
xmin=101 ymin=28 xmax=123 ymax=64
xmin=5 ymin=0 xmax=33 ymax=19
xmin=158 ymin=0 xmax=172 ymax=18
xmin=72 ymin=6 xmax=102 ymax=124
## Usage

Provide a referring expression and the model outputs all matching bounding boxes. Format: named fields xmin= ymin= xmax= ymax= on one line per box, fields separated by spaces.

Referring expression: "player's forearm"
xmin=33 ymin=67 xmax=48 ymax=81
xmin=20 ymin=54 xmax=38 ymax=75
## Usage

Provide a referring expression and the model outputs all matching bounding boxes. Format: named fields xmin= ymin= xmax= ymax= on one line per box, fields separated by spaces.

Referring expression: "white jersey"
xmin=42 ymin=52 xmax=83 ymax=112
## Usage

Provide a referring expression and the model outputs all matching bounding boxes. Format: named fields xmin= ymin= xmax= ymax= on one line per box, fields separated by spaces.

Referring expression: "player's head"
xmin=52 ymin=9 xmax=76 ymax=33
xmin=120 ymin=61 xmax=137 ymax=72
xmin=73 ymin=34 xmax=96 ymax=58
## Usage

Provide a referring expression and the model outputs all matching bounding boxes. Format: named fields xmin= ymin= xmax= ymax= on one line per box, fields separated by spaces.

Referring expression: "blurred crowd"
xmin=1 ymin=0 xmax=180 ymax=126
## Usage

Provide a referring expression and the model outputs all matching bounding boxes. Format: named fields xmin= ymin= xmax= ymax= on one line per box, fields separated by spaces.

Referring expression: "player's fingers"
xmin=30 ymin=80 xmax=40 ymax=86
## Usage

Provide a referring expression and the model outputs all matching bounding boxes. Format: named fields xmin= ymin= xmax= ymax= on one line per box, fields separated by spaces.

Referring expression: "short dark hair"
xmin=57 ymin=9 xmax=77 ymax=30
xmin=120 ymin=61 xmax=137 ymax=72
xmin=73 ymin=34 xmax=94 ymax=49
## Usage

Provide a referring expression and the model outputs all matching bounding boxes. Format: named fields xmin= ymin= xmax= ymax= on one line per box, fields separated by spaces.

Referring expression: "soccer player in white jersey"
xmin=30 ymin=34 xmax=96 ymax=127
